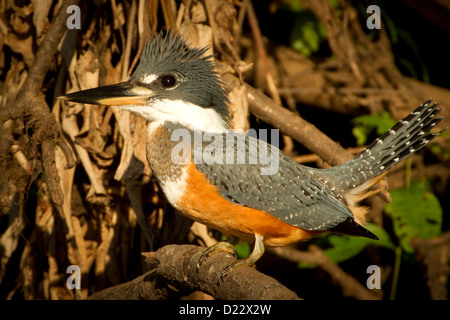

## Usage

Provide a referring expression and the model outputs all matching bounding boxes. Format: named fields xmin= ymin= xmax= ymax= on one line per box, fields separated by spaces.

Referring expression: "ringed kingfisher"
xmin=60 ymin=30 xmax=443 ymax=279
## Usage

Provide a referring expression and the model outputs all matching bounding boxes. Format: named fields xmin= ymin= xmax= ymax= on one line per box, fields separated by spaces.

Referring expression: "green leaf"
xmin=430 ymin=143 xmax=450 ymax=160
xmin=352 ymin=126 xmax=372 ymax=146
xmin=352 ymin=111 xmax=397 ymax=145
xmin=235 ymin=241 xmax=251 ymax=259
xmin=324 ymin=224 xmax=394 ymax=264
xmin=385 ymin=180 xmax=443 ymax=253
xmin=290 ymin=11 xmax=327 ymax=56
xmin=281 ymin=0 xmax=303 ymax=13
xmin=220 ymin=235 xmax=251 ymax=259
xmin=298 ymin=224 xmax=394 ymax=268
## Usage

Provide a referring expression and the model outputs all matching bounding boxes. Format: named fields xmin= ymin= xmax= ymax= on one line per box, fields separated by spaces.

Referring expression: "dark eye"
xmin=160 ymin=75 xmax=177 ymax=88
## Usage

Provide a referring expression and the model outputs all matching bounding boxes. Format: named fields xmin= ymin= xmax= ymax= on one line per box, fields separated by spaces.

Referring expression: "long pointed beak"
xmin=58 ymin=82 xmax=154 ymax=106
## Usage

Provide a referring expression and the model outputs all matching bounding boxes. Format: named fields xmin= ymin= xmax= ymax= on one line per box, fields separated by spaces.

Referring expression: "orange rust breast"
xmin=177 ymin=163 xmax=319 ymax=246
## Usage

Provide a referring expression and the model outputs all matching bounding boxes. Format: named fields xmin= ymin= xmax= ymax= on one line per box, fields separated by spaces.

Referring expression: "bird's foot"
xmin=196 ymin=237 xmax=239 ymax=272
xmin=218 ymin=234 xmax=265 ymax=282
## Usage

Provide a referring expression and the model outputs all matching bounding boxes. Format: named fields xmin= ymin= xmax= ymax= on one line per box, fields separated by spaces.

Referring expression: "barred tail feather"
xmin=359 ymin=99 xmax=442 ymax=176
xmin=320 ymin=99 xmax=442 ymax=192
xmin=310 ymin=99 xmax=443 ymax=229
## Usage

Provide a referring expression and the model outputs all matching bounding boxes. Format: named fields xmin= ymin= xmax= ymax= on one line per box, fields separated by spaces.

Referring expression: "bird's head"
xmin=60 ymin=29 xmax=230 ymax=133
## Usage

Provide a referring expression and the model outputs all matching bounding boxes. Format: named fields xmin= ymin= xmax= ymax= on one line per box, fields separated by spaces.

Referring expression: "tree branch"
xmin=269 ymin=246 xmax=382 ymax=300
xmin=87 ymin=244 xmax=301 ymax=300
xmin=0 ymin=0 xmax=78 ymax=214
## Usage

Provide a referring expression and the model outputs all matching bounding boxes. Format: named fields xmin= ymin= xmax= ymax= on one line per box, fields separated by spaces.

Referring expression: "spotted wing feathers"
xmin=195 ymin=131 xmax=362 ymax=233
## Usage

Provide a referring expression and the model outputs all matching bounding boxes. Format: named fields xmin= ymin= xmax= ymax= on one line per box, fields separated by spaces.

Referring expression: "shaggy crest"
xmin=130 ymin=29 xmax=230 ymax=122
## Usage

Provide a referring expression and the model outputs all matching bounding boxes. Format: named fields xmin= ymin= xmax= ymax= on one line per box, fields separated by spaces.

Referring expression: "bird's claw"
xmin=217 ymin=260 xmax=256 ymax=283
xmin=218 ymin=263 xmax=235 ymax=282
xmin=196 ymin=241 xmax=237 ymax=272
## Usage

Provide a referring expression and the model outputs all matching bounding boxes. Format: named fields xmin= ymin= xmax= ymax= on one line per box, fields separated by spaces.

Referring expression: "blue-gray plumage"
xmin=194 ymin=99 xmax=441 ymax=237
xmin=194 ymin=129 xmax=356 ymax=231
